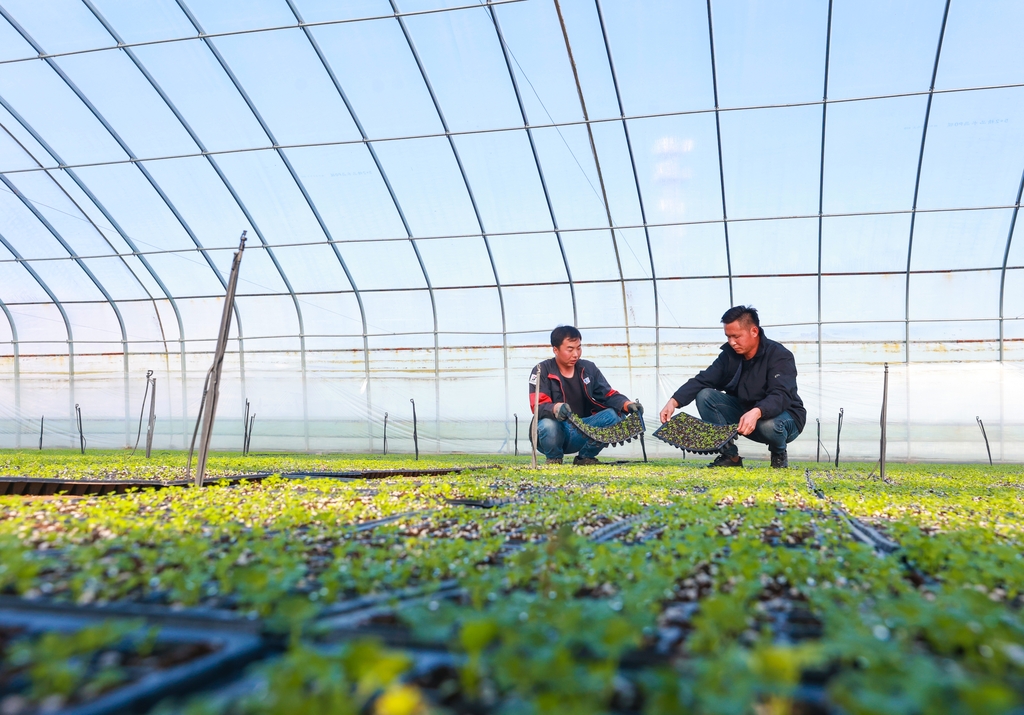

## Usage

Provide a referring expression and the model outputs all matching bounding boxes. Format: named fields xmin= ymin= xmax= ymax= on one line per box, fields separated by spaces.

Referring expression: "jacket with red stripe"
xmin=528 ymin=358 xmax=630 ymax=421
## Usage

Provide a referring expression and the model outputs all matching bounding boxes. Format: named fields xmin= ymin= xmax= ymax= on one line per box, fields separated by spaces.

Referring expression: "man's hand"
xmin=659 ymin=398 xmax=679 ymax=424
xmin=624 ymin=401 xmax=640 ymax=414
xmin=737 ymin=407 xmax=762 ymax=436
xmin=553 ymin=403 xmax=571 ymax=421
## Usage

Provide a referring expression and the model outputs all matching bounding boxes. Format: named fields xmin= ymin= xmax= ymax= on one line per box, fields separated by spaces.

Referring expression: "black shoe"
xmin=770 ymin=451 xmax=789 ymax=469
xmin=573 ymin=456 xmax=601 ymax=466
xmin=707 ymin=454 xmax=743 ymax=468
xmin=545 ymin=456 xmax=563 ymax=465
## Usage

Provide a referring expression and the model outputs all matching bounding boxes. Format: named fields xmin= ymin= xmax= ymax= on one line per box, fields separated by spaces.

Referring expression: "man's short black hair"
xmin=551 ymin=325 xmax=582 ymax=348
xmin=721 ymin=305 xmax=760 ymax=328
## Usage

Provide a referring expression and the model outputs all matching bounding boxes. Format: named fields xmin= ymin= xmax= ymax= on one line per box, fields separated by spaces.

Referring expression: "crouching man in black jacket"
xmin=529 ymin=325 xmax=639 ymax=465
xmin=659 ymin=306 xmax=805 ymax=469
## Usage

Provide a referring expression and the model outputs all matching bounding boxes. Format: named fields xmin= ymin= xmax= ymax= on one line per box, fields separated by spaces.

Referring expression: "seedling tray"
xmin=0 ymin=603 xmax=264 ymax=715
xmin=652 ymin=413 xmax=738 ymax=454
xmin=0 ymin=474 xmax=271 ymax=497
xmin=0 ymin=466 xmax=497 ymax=497
xmin=565 ymin=411 xmax=645 ymax=446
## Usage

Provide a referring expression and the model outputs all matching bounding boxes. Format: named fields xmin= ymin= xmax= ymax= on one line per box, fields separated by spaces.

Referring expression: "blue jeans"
xmin=695 ymin=388 xmax=800 ymax=457
xmin=537 ymin=408 xmax=621 ymax=460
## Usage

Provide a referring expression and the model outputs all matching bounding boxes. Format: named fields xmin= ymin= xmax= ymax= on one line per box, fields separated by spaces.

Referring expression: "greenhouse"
xmin=0 ymin=0 xmax=1022 ymax=713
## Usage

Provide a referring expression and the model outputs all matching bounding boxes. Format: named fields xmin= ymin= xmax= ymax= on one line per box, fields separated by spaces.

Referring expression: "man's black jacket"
xmin=671 ymin=331 xmax=806 ymax=432
xmin=528 ymin=358 xmax=629 ymax=421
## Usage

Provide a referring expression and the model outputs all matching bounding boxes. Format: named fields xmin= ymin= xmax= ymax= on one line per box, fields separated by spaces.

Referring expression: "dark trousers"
xmin=695 ymin=388 xmax=800 ymax=457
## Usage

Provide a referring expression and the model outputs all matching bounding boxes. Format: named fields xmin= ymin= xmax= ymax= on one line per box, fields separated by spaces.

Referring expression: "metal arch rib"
xmin=85 ymin=0 xmax=313 ymax=449
xmin=550 ymin=0 xmax=633 ymax=368
xmin=486 ymin=5 xmax=578 ymax=326
xmin=282 ymin=0 xmax=436 ymax=441
xmin=389 ymin=0 xmax=512 ymax=427
xmin=705 ymin=0 xmax=734 ymax=305
xmin=0 ymin=172 xmax=132 ymax=435
xmin=0 ymin=4 xmax=248 ymax=396
xmin=998 ymin=166 xmax=1024 ymax=361
xmin=172 ymin=0 xmax=372 ymax=447
xmin=0 ymin=97 xmax=189 ymax=445
xmin=816 ymin=0 xmax=835 ymax=368
xmin=0 ymin=113 xmax=178 ymax=443
xmin=592 ymin=0 xmax=661 ymax=403
xmin=0 ymin=229 xmax=76 ymax=435
xmin=0 ymin=295 xmax=20 ymax=446
xmin=904 ymin=0 xmax=952 ymax=364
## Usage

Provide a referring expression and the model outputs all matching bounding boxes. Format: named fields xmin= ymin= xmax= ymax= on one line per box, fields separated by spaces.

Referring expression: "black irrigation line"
xmin=804 ymin=469 xmax=900 ymax=555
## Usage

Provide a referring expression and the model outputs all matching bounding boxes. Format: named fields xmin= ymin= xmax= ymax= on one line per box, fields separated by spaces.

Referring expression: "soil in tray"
xmin=0 ymin=622 xmax=217 ymax=714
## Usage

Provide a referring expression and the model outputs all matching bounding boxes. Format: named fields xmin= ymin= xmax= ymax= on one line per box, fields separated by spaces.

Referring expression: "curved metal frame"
xmin=0 ymin=4 xmax=248 ymax=439
xmin=84 ymin=0 xmax=319 ymax=449
xmin=0 ymin=114 xmax=181 ymax=443
xmin=172 ymin=0 xmax=376 ymax=449
xmin=550 ymin=0 xmax=633 ymax=372
xmin=705 ymin=0 xmax=735 ymax=305
xmin=998 ymin=165 xmax=1024 ymax=360
xmin=592 ymin=0 xmax=662 ymax=404
xmin=282 ymin=0 xmax=439 ymax=446
xmin=816 ymin=0 xmax=834 ymax=367
xmin=904 ymin=0 xmax=952 ymax=363
xmin=0 ymin=103 xmax=190 ymax=445
xmin=486 ymin=4 xmax=578 ymax=326
xmin=389 ymin=0 xmax=511 ymax=427
xmin=0 ymin=229 xmax=76 ymax=440
xmin=0 ymin=171 xmax=131 ymax=436
xmin=0 ymin=295 xmax=19 ymax=446
xmin=0 ymin=0 xmax=527 ymax=69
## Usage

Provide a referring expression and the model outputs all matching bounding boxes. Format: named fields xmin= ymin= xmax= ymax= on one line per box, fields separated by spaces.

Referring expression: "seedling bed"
xmin=653 ymin=412 xmax=739 ymax=454
xmin=2 ymin=455 xmax=1022 ymax=714
xmin=0 ymin=467 xmax=495 ymax=498
xmin=0 ymin=606 xmax=263 ymax=715
xmin=566 ymin=411 xmax=645 ymax=446
xmin=0 ymin=474 xmax=271 ymax=497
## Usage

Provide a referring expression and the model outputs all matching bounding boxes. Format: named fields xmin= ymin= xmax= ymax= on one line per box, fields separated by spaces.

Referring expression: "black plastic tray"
xmin=652 ymin=413 xmax=739 ymax=455
xmin=0 ymin=601 xmax=265 ymax=715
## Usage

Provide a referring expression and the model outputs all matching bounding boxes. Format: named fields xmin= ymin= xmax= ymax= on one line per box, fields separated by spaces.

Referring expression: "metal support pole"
xmin=383 ymin=412 xmax=389 ymax=455
xmin=75 ymin=404 xmax=85 ymax=455
xmin=976 ymin=416 xmax=993 ymax=466
xmin=638 ymin=402 xmax=648 ymax=463
xmin=410 ymin=399 xmax=419 ymax=460
xmin=242 ymin=399 xmax=250 ymax=453
xmin=514 ymin=413 xmax=518 ymax=457
xmin=192 ymin=231 xmax=246 ymax=487
xmin=816 ymin=418 xmax=821 ymax=463
xmin=145 ymin=375 xmax=156 ymax=458
xmin=38 ymin=416 xmax=43 ymax=450
xmin=835 ymin=407 xmax=844 ymax=468
xmin=531 ymin=366 xmax=541 ymax=469
xmin=879 ymin=364 xmax=889 ymax=482
xmin=245 ymin=414 xmax=255 ymax=455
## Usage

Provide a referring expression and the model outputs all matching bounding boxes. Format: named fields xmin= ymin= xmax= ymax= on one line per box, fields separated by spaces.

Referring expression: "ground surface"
xmin=0 ymin=452 xmax=1022 ymax=714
